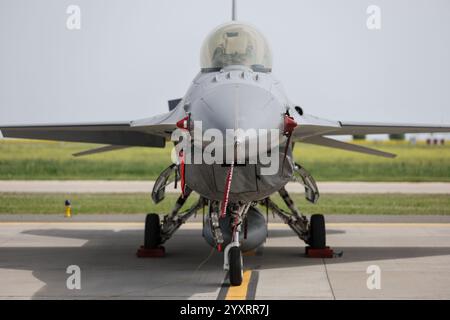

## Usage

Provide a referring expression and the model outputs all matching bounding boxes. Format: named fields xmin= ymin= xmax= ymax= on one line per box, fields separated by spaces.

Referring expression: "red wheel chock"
xmin=136 ymin=246 xmax=165 ymax=258
xmin=305 ymin=246 xmax=334 ymax=258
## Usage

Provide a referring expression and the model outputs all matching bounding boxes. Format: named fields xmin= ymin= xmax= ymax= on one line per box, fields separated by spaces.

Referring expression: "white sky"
xmin=0 ymin=0 xmax=449 ymax=139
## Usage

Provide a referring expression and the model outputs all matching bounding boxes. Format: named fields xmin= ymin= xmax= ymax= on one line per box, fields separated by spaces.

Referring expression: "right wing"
xmin=0 ymin=122 xmax=166 ymax=147
xmin=72 ymin=145 xmax=130 ymax=157
xmin=0 ymin=105 xmax=186 ymax=149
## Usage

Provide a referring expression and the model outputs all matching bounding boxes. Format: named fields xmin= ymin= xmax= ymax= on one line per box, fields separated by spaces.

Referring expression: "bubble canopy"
xmin=200 ymin=22 xmax=272 ymax=71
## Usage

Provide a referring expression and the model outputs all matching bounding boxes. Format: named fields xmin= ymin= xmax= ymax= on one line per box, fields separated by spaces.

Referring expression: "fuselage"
xmin=184 ymin=66 xmax=292 ymax=202
xmin=176 ymin=21 xmax=296 ymax=202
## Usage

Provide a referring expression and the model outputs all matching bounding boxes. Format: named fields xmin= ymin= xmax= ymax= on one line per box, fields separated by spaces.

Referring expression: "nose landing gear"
xmin=228 ymin=246 xmax=243 ymax=286
xmin=220 ymin=203 xmax=251 ymax=286
xmin=223 ymin=216 xmax=243 ymax=286
xmin=223 ymin=227 xmax=243 ymax=286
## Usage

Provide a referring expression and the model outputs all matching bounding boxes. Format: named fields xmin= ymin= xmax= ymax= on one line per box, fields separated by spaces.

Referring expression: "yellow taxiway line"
xmin=225 ymin=270 xmax=253 ymax=300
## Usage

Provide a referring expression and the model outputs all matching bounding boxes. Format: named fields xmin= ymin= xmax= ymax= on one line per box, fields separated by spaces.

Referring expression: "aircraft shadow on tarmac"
xmin=1 ymin=228 xmax=449 ymax=299
xmin=268 ymin=229 xmax=346 ymax=238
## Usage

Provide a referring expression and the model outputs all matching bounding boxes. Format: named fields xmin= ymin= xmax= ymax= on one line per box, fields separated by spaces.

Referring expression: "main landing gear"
xmin=139 ymin=162 xmax=332 ymax=285
xmin=260 ymin=187 xmax=327 ymax=251
xmin=137 ymin=187 xmax=206 ymax=257
xmin=144 ymin=213 xmax=161 ymax=248
xmin=309 ymin=214 xmax=326 ymax=249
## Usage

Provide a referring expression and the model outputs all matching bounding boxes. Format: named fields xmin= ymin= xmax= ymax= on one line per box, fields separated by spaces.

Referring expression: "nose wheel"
xmin=228 ymin=247 xmax=243 ymax=286
xmin=222 ymin=204 xmax=250 ymax=286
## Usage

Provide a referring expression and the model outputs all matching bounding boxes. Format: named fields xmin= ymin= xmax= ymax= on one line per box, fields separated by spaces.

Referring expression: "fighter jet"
xmin=1 ymin=0 xmax=450 ymax=286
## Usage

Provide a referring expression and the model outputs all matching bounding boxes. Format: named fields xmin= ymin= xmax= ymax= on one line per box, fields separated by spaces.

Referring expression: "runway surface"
xmin=1 ymin=220 xmax=449 ymax=299
xmin=1 ymin=181 xmax=449 ymax=194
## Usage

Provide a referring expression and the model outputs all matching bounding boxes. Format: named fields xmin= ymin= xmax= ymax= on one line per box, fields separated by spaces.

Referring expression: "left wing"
xmin=289 ymin=109 xmax=450 ymax=157
xmin=301 ymin=136 xmax=396 ymax=158
xmin=327 ymin=121 xmax=450 ymax=136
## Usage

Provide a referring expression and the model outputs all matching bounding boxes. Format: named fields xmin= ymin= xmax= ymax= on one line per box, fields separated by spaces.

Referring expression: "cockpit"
xmin=200 ymin=22 xmax=273 ymax=72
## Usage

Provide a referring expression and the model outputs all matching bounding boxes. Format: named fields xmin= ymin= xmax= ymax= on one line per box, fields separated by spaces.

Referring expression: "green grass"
xmin=0 ymin=139 xmax=449 ymax=181
xmin=1 ymin=193 xmax=449 ymax=215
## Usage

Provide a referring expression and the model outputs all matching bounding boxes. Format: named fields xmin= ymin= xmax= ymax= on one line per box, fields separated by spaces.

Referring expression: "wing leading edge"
xmin=0 ymin=122 xmax=167 ymax=148
xmin=0 ymin=104 xmax=188 ymax=148
xmin=301 ymin=136 xmax=396 ymax=158
xmin=290 ymin=110 xmax=450 ymax=157
xmin=330 ymin=121 xmax=450 ymax=136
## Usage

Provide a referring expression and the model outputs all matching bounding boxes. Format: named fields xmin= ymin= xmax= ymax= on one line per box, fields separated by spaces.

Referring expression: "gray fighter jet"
xmin=1 ymin=1 xmax=450 ymax=286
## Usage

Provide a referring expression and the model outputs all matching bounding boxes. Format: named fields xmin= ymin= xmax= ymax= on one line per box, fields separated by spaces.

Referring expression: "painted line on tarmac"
xmin=245 ymin=270 xmax=259 ymax=300
xmin=217 ymin=271 xmax=254 ymax=300
xmin=0 ymin=222 xmax=145 ymax=226
xmin=217 ymin=276 xmax=229 ymax=300
xmin=327 ymin=223 xmax=450 ymax=227
xmin=225 ymin=270 xmax=253 ymax=300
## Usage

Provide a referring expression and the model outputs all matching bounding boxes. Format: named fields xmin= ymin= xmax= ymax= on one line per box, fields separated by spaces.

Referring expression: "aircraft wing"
xmin=326 ymin=121 xmax=450 ymax=136
xmin=290 ymin=111 xmax=450 ymax=157
xmin=0 ymin=101 xmax=186 ymax=155
xmin=300 ymin=135 xmax=396 ymax=158
xmin=0 ymin=108 xmax=185 ymax=148
xmin=0 ymin=122 xmax=161 ymax=147
xmin=290 ymin=111 xmax=450 ymax=138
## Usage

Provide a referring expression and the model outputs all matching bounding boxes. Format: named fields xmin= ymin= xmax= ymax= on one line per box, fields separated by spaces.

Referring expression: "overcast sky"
xmin=0 ymin=0 xmax=449 ymax=135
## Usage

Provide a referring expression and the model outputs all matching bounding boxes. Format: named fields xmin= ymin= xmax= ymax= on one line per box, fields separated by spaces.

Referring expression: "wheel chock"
xmin=305 ymin=246 xmax=334 ymax=258
xmin=136 ymin=245 xmax=165 ymax=258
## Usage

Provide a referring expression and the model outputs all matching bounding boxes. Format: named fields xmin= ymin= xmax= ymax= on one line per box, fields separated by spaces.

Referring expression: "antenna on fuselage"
xmin=232 ymin=0 xmax=237 ymax=21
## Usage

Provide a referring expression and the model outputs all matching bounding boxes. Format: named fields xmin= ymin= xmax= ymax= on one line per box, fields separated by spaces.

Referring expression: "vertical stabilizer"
xmin=232 ymin=0 xmax=237 ymax=21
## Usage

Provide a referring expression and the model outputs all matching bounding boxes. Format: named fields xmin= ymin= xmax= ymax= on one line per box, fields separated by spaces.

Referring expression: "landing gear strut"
xmin=261 ymin=187 xmax=327 ymax=249
xmin=217 ymin=203 xmax=250 ymax=286
xmin=138 ymin=186 xmax=206 ymax=257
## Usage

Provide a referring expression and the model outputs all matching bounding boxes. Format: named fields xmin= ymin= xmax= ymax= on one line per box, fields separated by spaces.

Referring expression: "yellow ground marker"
xmin=225 ymin=270 xmax=252 ymax=300
xmin=64 ymin=200 xmax=71 ymax=218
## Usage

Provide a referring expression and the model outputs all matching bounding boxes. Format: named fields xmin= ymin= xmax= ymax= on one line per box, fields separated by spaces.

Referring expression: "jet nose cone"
xmin=192 ymin=82 xmax=284 ymax=134
xmin=189 ymin=81 xmax=286 ymax=160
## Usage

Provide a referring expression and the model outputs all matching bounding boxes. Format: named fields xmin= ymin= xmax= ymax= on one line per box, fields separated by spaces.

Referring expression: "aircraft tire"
xmin=229 ymin=247 xmax=243 ymax=286
xmin=310 ymin=214 xmax=326 ymax=249
xmin=144 ymin=213 xmax=161 ymax=248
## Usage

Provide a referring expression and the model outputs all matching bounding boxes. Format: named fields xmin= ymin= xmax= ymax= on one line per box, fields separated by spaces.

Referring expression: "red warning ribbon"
xmin=282 ymin=114 xmax=298 ymax=171
xmin=220 ymin=163 xmax=234 ymax=218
